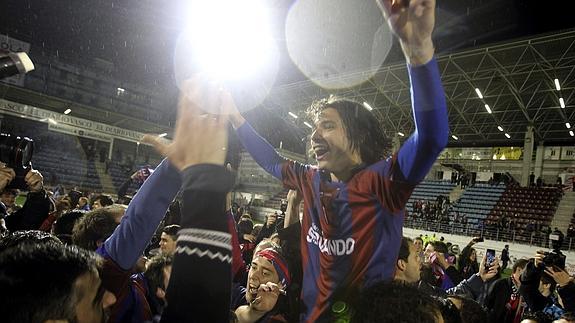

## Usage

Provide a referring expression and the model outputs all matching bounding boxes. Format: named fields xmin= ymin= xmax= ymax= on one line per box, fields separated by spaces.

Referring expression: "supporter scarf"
xmin=256 ymin=249 xmax=291 ymax=287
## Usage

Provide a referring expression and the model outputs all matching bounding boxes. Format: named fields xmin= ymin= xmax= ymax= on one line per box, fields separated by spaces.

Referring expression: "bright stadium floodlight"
xmin=397 ymin=132 xmax=405 ymax=137
xmin=303 ymin=121 xmax=313 ymax=129
xmin=559 ymin=98 xmax=565 ymax=108
xmin=475 ymin=88 xmax=483 ymax=99
xmin=566 ymin=122 xmax=571 ymax=129
xmin=554 ymin=78 xmax=561 ymax=91
xmin=497 ymin=126 xmax=504 ymax=132
xmin=64 ymin=108 xmax=71 ymax=115
xmin=288 ymin=112 xmax=298 ymax=119
xmin=484 ymin=104 xmax=492 ymax=114
xmin=451 ymin=135 xmax=458 ymax=140
xmin=505 ymin=133 xmax=511 ymax=139
xmin=363 ymin=102 xmax=373 ymax=111
xmin=186 ymin=0 xmax=274 ymax=81
xmin=570 ymin=130 xmax=574 ymax=137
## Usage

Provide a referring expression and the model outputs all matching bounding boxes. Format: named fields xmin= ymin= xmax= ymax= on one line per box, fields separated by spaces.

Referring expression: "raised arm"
xmin=102 ymin=158 xmax=181 ymax=270
xmin=378 ymin=0 xmax=449 ymax=184
xmin=236 ymin=122 xmax=286 ymax=180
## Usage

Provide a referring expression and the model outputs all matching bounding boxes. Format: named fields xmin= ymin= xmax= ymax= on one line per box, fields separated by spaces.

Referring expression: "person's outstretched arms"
xmin=148 ymin=78 xmax=233 ymax=322
xmin=377 ymin=0 xmax=449 ymax=184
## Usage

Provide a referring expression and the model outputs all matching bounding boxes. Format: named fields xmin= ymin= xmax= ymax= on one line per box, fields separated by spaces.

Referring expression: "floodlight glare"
xmin=559 ymin=98 xmax=565 ymax=108
xmin=484 ymin=104 xmax=492 ymax=114
xmin=451 ymin=135 xmax=458 ymax=140
xmin=475 ymin=88 xmax=483 ymax=99
xmin=303 ymin=121 xmax=313 ymax=129
xmin=288 ymin=112 xmax=298 ymax=119
xmin=185 ymin=0 xmax=274 ymax=80
xmin=497 ymin=126 xmax=503 ymax=132
xmin=554 ymin=78 xmax=561 ymax=91
xmin=397 ymin=132 xmax=405 ymax=137
xmin=566 ymin=122 xmax=571 ymax=129
xmin=504 ymin=133 xmax=511 ymax=139
xmin=363 ymin=102 xmax=373 ymax=111
xmin=570 ymin=130 xmax=574 ymax=137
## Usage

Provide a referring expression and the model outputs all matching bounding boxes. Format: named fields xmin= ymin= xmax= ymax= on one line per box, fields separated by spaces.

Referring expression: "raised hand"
xmin=0 ymin=163 xmax=16 ymax=191
xmin=376 ymin=0 xmax=435 ymax=65
xmin=479 ymin=254 xmax=499 ymax=282
xmin=25 ymin=169 xmax=44 ymax=192
xmin=143 ymin=76 xmax=229 ymax=171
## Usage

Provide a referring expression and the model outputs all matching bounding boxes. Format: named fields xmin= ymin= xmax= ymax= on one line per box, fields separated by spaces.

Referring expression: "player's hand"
xmin=25 ymin=169 xmax=43 ymax=192
xmin=143 ymin=76 xmax=229 ymax=171
xmin=479 ymin=255 xmax=499 ymax=282
xmin=0 ymin=163 xmax=16 ymax=191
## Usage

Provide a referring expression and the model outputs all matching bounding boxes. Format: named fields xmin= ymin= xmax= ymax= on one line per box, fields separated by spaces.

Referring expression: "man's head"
xmin=357 ymin=280 xmax=444 ymax=323
xmin=72 ymin=206 xmax=126 ymax=250
xmin=52 ymin=210 xmax=87 ymax=243
xmin=0 ymin=189 xmax=17 ymax=207
xmin=246 ymin=246 xmax=290 ymax=305
xmin=144 ymin=254 xmax=173 ymax=301
xmin=0 ymin=230 xmax=62 ymax=253
xmin=0 ymin=243 xmax=116 ymax=323
xmin=395 ymin=237 xmax=421 ymax=283
xmin=78 ymin=196 xmax=90 ymax=208
xmin=92 ymin=195 xmax=114 ymax=209
xmin=307 ymin=96 xmax=390 ymax=174
xmin=424 ymin=241 xmax=449 ymax=264
xmin=414 ymin=237 xmax=424 ymax=253
xmin=512 ymin=259 xmax=529 ymax=287
xmin=159 ymin=224 xmax=180 ymax=256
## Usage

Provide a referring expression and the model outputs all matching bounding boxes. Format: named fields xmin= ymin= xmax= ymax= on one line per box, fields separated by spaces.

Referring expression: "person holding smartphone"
xmin=459 ymin=237 xmax=482 ymax=280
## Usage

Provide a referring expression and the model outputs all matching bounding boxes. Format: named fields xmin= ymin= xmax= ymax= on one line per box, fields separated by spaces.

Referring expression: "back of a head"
xmin=95 ymin=194 xmax=114 ymax=207
xmin=0 ymin=230 xmax=62 ymax=253
xmin=144 ymin=254 xmax=173 ymax=293
xmin=72 ymin=207 xmax=120 ymax=250
xmin=53 ymin=210 xmax=87 ymax=236
xmin=430 ymin=241 xmax=449 ymax=254
xmin=356 ymin=280 xmax=442 ymax=323
xmin=307 ymin=96 xmax=391 ymax=165
xmin=0 ymin=243 xmax=100 ymax=322
xmin=513 ymin=258 xmax=529 ymax=273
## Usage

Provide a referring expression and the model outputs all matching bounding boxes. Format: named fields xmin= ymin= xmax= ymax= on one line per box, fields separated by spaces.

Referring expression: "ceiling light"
xmin=64 ymin=108 xmax=71 ymax=115
xmin=484 ymin=104 xmax=492 ymax=114
xmin=570 ymin=130 xmax=574 ymax=137
xmin=566 ymin=122 xmax=571 ymax=129
xmin=363 ymin=102 xmax=373 ymax=111
xmin=554 ymin=78 xmax=561 ymax=91
xmin=397 ymin=132 xmax=405 ymax=137
xmin=451 ymin=135 xmax=458 ymax=140
xmin=497 ymin=126 xmax=503 ymax=132
xmin=559 ymin=98 xmax=565 ymax=108
xmin=158 ymin=133 xmax=168 ymax=138
xmin=47 ymin=118 xmax=57 ymax=125
xmin=475 ymin=88 xmax=483 ymax=99
xmin=504 ymin=133 xmax=511 ymax=139
xmin=288 ymin=112 xmax=298 ymax=119
xmin=303 ymin=121 xmax=312 ymax=129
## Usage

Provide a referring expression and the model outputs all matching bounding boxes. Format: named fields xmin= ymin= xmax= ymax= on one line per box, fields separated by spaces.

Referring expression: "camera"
xmin=0 ymin=52 xmax=35 ymax=80
xmin=0 ymin=133 xmax=34 ymax=189
xmin=541 ymin=250 xmax=566 ymax=270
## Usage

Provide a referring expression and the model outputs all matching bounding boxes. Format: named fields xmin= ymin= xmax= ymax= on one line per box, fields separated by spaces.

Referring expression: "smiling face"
xmin=311 ymin=108 xmax=362 ymax=177
xmin=246 ymin=255 xmax=280 ymax=304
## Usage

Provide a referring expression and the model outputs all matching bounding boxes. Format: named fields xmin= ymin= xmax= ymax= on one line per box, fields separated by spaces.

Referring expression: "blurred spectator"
xmin=159 ymin=224 xmax=180 ymax=256
xmin=92 ymin=194 xmax=114 ymax=209
xmin=483 ymin=258 xmax=529 ymax=322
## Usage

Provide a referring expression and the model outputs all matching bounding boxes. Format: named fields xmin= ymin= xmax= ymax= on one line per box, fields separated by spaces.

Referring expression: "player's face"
xmin=246 ymin=255 xmax=280 ymax=303
xmin=311 ymin=108 xmax=361 ymax=174
xmin=404 ymin=242 xmax=421 ymax=283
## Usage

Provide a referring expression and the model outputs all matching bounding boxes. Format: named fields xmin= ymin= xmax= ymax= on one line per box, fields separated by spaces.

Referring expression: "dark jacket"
xmin=483 ymin=277 xmax=519 ymax=323
xmin=5 ymin=190 xmax=52 ymax=231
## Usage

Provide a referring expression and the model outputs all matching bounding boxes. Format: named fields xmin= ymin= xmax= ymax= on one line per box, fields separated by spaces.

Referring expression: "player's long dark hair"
xmin=307 ymin=96 xmax=391 ymax=165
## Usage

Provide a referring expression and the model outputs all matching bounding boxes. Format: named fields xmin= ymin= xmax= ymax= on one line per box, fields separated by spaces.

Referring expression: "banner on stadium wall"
xmin=0 ymin=99 xmax=148 ymax=144
xmin=560 ymin=147 xmax=575 ymax=160
xmin=0 ymin=35 xmax=31 ymax=86
xmin=48 ymin=123 xmax=112 ymax=143
xmin=544 ymin=147 xmax=561 ymax=160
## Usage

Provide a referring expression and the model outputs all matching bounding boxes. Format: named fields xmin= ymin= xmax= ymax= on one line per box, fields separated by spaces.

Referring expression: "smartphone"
xmin=485 ymin=249 xmax=496 ymax=269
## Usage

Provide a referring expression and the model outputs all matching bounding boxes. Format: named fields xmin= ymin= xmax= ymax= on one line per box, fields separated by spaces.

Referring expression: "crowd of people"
xmin=0 ymin=0 xmax=574 ymax=322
